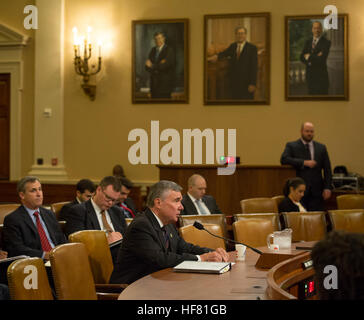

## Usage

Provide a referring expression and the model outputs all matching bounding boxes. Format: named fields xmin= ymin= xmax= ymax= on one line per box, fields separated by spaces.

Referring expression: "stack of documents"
xmin=173 ymin=261 xmax=231 ymax=274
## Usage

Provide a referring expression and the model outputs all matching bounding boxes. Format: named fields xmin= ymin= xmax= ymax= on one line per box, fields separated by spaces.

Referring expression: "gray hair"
xmin=146 ymin=180 xmax=182 ymax=208
xmin=17 ymin=176 xmax=41 ymax=193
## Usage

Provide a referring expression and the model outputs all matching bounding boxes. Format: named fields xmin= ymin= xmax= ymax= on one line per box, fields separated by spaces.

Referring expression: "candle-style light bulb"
xmin=97 ymin=40 xmax=102 ymax=58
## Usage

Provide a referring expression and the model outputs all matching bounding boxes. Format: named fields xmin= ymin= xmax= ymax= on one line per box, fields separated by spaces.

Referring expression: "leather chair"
xmin=240 ymin=198 xmax=278 ymax=214
xmin=179 ymin=214 xmax=226 ymax=237
xmin=272 ymin=195 xmax=285 ymax=210
xmin=179 ymin=224 xmax=226 ymax=250
xmin=50 ymin=201 xmax=70 ymax=220
xmin=7 ymin=257 xmax=53 ymax=300
xmin=233 ymin=218 xmax=276 ymax=247
xmin=281 ymin=212 xmax=327 ymax=242
xmin=234 ymin=213 xmax=281 ymax=231
xmin=328 ymin=209 xmax=364 ymax=233
xmin=49 ymin=243 xmax=118 ymax=300
xmin=68 ymin=230 xmax=128 ymax=293
xmin=336 ymin=195 xmax=364 ymax=210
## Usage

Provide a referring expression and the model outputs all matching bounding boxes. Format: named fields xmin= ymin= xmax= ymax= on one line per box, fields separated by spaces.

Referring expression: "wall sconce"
xmin=72 ymin=27 xmax=102 ymax=101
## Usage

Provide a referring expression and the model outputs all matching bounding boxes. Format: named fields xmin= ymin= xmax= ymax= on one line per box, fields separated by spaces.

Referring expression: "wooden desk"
xmin=158 ymin=165 xmax=295 ymax=215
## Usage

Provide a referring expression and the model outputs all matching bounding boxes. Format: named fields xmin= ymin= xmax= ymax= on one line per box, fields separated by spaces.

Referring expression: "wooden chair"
xmin=240 ymin=198 xmax=278 ymax=214
xmin=272 ymin=195 xmax=285 ymax=210
xmin=49 ymin=243 xmax=118 ymax=300
xmin=7 ymin=257 xmax=53 ymax=300
xmin=336 ymin=195 xmax=364 ymax=210
xmin=50 ymin=201 xmax=70 ymax=220
xmin=179 ymin=214 xmax=226 ymax=237
xmin=179 ymin=224 xmax=226 ymax=250
xmin=281 ymin=212 xmax=327 ymax=242
xmin=233 ymin=218 xmax=277 ymax=248
xmin=328 ymin=209 xmax=364 ymax=233
xmin=0 ymin=203 xmax=20 ymax=248
xmin=234 ymin=213 xmax=281 ymax=231
xmin=68 ymin=230 xmax=128 ymax=293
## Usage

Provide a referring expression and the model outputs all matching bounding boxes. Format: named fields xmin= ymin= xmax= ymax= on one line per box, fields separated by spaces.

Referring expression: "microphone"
xmin=193 ymin=221 xmax=263 ymax=255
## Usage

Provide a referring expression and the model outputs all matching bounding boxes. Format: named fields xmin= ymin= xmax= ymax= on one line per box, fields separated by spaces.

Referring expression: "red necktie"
xmin=33 ymin=211 xmax=52 ymax=252
xmin=120 ymin=204 xmax=135 ymax=218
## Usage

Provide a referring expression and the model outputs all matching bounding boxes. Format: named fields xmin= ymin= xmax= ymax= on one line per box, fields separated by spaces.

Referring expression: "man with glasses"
xmin=63 ymin=176 xmax=127 ymax=248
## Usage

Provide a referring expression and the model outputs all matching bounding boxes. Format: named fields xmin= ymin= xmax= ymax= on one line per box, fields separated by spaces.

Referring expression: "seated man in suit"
xmin=109 ymin=180 xmax=229 ymax=285
xmin=115 ymin=177 xmax=139 ymax=218
xmin=59 ymin=178 xmax=96 ymax=220
xmin=3 ymin=176 xmax=67 ymax=260
xmin=181 ymin=174 xmax=222 ymax=215
xmin=63 ymin=176 xmax=127 ymax=242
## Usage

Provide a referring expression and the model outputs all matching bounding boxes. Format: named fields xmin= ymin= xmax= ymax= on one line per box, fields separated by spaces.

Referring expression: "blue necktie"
xmin=195 ymin=199 xmax=208 ymax=215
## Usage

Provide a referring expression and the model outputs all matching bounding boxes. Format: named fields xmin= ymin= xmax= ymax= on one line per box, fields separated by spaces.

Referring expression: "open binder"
xmin=173 ymin=261 xmax=231 ymax=274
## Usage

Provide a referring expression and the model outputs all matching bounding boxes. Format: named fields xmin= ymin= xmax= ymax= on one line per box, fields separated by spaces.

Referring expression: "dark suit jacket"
xmin=146 ymin=44 xmax=175 ymax=97
xmin=58 ymin=199 xmax=78 ymax=221
xmin=181 ymin=194 xmax=222 ymax=215
xmin=109 ymin=208 xmax=211 ymax=284
xmin=3 ymin=205 xmax=67 ymax=258
xmin=300 ymin=36 xmax=331 ymax=94
xmin=118 ymin=197 xmax=139 ymax=218
xmin=278 ymin=197 xmax=302 ymax=213
xmin=62 ymin=199 xmax=127 ymax=237
xmin=280 ymin=139 xmax=332 ymax=196
xmin=218 ymin=41 xmax=258 ymax=99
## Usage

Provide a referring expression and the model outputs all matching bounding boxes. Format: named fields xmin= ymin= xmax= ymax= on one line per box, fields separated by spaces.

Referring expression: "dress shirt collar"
xmin=301 ymin=138 xmax=313 ymax=147
xmin=150 ymin=209 xmax=164 ymax=228
xmin=187 ymin=192 xmax=200 ymax=203
xmin=91 ymin=198 xmax=103 ymax=215
xmin=23 ymin=205 xmax=40 ymax=217
xmin=157 ymin=43 xmax=165 ymax=52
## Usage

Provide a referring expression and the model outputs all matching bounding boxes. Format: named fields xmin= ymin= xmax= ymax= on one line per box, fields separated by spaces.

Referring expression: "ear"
xmin=19 ymin=192 xmax=25 ymax=200
xmin=76 ymin=190 xmax=81 ymax=198
xmin=154 ymin=198 xmax=162 ymax=208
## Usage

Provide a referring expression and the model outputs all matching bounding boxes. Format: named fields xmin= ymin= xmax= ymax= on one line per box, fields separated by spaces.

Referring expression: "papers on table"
xmin=173 ymin=261 xmax=231 ymax=274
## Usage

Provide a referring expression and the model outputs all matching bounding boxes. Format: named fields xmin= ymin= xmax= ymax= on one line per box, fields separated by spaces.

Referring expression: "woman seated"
xmin=279 ymin=177 xmax=307 ymax=213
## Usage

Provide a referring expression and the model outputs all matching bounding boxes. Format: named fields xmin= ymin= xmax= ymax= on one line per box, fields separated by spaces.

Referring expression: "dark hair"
xmin=76 ymin=179 xmax=96 ymax=193
xmin=283 ymin=177 xmax=306 ymax=197
xmin=17 ymin=176 xmax=40 ymax=193
xmin=235 ymin=26 xmax=247 ymax=34
xmin=112 ymin=164 xmax=126 ymax=178
xmin=146 ymin=180 xmax=182 ymax=208
xmin=119 ymin=177 xmax=133 ymax=190
xmin=99 ymin=176 xmax=122 ymax=193
xmin=154 ymin=31 xmax=165 ymax=38
xmin=311 ymin=231 xmax=364 ymax=300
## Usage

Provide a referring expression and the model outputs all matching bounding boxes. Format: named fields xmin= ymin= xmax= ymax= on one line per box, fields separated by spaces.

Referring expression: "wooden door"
xmin=0 ymin=73 xmax=10 ymax=180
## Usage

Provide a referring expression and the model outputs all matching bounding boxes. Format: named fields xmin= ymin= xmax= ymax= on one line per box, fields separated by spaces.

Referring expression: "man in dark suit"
xmin=109 ymin=180 xmax=228 ymax=285
xmin=208 ymin=26 xmax=258 ymax=99
xmin=281 ymin=122 xmax=333 ymax=211
xmin=181 ymin=174 xmax=222 ymax=215
xmin=115 ymin=177 xmax=139 ymax=218
xmin=58 ymin=178 xmax=95 ymax=221
xmin=3 ymin=176 xmax=67 ymax=260
xmin=300 ymin=21 xmax=331 ymax=95
xmin=145 ymin=32 xmax=176 ymax=99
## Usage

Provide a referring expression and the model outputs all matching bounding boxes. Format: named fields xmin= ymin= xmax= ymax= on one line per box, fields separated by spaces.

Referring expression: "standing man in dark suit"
xmin=145 ymin=32 xmax=176 ymax=99
xmin=110 ymin=180 xmax=228 ymax=285
xmin=181 ymin=174 xmax=222 ymax=215
xmin=208 ymin=26 xmax=258 ymax=99
xmin=281 ymin=122 xmax=333 ymax=211
xmin=3 ymin=176 xmax=67 ymax=260
xmin=300 ymin=21 xmax=331 ymax=95
xmin=58 ymin=178 xmax=95 ymax=221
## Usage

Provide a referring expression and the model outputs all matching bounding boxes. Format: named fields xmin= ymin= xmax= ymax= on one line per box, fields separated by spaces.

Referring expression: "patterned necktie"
xmin=161 ymin=226 xmax=170 ymax=250
xmin=100 ymin=210 xmax=113 ymax=233
xmin=305 ymin=144 xmax=312 ymax=160
xmin=195 ymin=199 xmax=208 ymax=215
xmin=33 ymin=211 xmax=52 ymax=252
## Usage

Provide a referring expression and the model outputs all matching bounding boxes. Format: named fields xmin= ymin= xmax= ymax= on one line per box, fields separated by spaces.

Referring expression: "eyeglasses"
xmin=101 ymin=189 xmax=118 ymax=203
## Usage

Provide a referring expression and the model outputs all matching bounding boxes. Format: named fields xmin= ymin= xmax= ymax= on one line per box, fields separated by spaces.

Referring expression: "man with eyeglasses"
xmin=63 ymin=176 xmax=127 ymax=252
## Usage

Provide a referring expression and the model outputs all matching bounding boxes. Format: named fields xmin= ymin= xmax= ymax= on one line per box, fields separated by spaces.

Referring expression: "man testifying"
xmin=110 ymin=180 xmax=228 ymax=284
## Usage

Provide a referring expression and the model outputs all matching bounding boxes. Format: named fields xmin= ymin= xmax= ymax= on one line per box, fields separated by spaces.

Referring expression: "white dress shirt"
xmin=91 ymin=198 xmax=115 ymax=232
xmin=187 ymin=193 xmax=211 ymax=215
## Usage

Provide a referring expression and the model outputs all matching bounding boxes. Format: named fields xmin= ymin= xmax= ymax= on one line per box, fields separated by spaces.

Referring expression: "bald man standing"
xmin=281 ymin=122 xmax=332 ymax=211
xmin=181 ymin=174 xmax=222 ymax=215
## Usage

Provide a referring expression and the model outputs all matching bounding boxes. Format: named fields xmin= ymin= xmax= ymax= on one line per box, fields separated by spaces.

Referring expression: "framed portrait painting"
xmin=285 ymin=14 xmax=348 ymax=100
xmin=132 ymin=19 xmax=189 ymax=104
xmin=204 ymin=13 xmax=270 ymax=105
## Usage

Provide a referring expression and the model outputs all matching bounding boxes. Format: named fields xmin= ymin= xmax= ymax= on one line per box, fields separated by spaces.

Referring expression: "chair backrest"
xmin=7 ymin=257 xmax=53 ymax=300
xmin=272 ymin=195 xmax=285 ymax=210
xmin=234 ymin=213 xmax=281 ymax=230
xmin=50 ymin=201 xmax=70 ymax=220
xmin=336 ymin=195 xmax=364 ymax=210
xmin=179 ymin=214 xmax=226 ymax=236
xmin=233 ymin=219 xmax=276 ymax=247
xmin=281 ymin=212 xmax=327 ymax=242
xmin=328 ymin=209 xmax=364 ymax=233
xmin=179 ymin=224 xmax=226 ymax=250
xmin=0 ymin=204 xmax=20 ymax=224
xmin=240 ymin=198 xmax=278 ymax=214
xmin=49 ymin=243 xmax=97 ymax=300
xmin=68 ymin=230 xmax=113 ymax=284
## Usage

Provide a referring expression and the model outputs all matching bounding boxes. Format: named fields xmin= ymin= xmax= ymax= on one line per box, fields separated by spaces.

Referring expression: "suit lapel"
xmin=184 ymin=195 xmax=198 ymax=215
xmin=85 ymin=200 xmax=101 ymax=230
xmin=108 ymin=207 xmax=120 ymax=232
xmin=145 ymin=209 xmax=168 ymax=252
xmin=39 ymin=207 xmax=57 ymax=244
xmin=19 ymin=205 xmax=39 ymax=237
